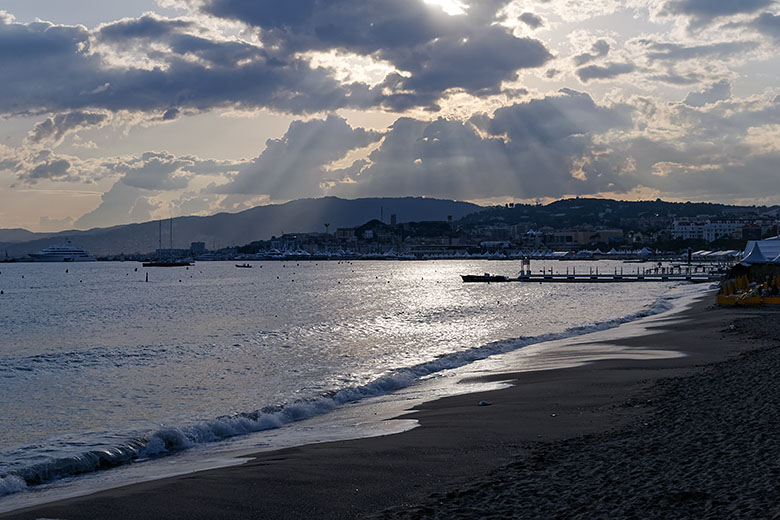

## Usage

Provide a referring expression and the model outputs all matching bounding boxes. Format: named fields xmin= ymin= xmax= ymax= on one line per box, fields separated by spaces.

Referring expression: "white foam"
xmin=0 ymin=475 xmax=26 ymax=497
xmin=0 ymin=282 xmax=712 ymax=500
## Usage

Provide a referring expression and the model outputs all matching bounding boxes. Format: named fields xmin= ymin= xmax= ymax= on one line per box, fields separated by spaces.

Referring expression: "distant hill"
xmin=0 ymin=197 xmax=482 ymax=257
xmin=0 ymin=229 xmax=55 ymax=243
xmin=460 ymin=198 xmax=780 ymax=229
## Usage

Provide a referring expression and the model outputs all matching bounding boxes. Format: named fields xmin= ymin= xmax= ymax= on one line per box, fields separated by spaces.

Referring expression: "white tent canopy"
xmin=741 ymin=242 xmax=768 ymax=265
xmin=742 ymin=236 xmax=780 ymax=264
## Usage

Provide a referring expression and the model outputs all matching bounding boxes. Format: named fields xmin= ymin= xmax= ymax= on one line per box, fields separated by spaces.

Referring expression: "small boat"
xmin=235 ymin=263 xmax=253 ymax=268
xmin=461 ymin=273 xmax=509 ymax=283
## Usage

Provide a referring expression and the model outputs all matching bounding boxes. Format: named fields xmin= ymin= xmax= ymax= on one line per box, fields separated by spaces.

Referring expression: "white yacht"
xmin=30 ymin=241 xmax=96 ymax=262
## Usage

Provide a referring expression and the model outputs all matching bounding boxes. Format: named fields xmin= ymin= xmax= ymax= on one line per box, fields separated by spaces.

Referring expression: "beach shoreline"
xmin=3 ymin=293 xmax=777 ymax=519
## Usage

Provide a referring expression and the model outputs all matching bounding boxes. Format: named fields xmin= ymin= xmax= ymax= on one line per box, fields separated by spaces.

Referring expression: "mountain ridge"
xmin=0 ymin=197 xmax=482 ymax=257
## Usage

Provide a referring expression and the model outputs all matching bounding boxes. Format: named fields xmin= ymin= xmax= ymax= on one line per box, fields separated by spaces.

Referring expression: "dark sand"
xmin=3 ymin=295 xmax=778 ymax=519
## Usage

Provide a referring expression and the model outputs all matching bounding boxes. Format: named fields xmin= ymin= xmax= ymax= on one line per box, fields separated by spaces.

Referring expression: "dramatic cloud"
xmin=104 ymin=151 xmax=246 ymax=190
xmin=0 ymin=5 xmax=552 ymax=117
xmin=642 ymin=40 xmax=759 ymax=62
xmin=200 ymin=0 xmax=552 ymax=107
xmin=0 ymin=15 xmax=363 ymax=116
xmin=4 ymin=0 xmax=780 ymax=230
xmin=518 ymin=12 xmax=544 ymax=29
xmin=2 ymin=149 xmax=88 ymax=185
xmin=576 ymin=62 xmax=636 ymax=82
xmin=219 ymin=115 xmax=382 ymax=199
xmin=683 ymin=80 xmax=731 ymax=106
xmin=107 ymin=151 xmax=194 ymax=190
xmin=27 ymin=111 xmax=109 ymax=146
xmin=663 ymin=0 xmax=774 ymax=28
xmin=573 ymin=39 xmax=610 ymax=66
xmin=340 ymin=89 xmax=634 ymax=200
xmin=750 ymin=12 xmax=780 ymax=41
xmin=74 ymin=181 xmax=161 ymax=229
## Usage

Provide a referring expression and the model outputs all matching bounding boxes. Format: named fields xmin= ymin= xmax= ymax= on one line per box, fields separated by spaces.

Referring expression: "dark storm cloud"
xmin=26 ymin=158 xmax=73 ymax=182
xmin=97 ymin=14 xmax=192 ymax=42
xmin=683 ymin=80 xmax=731 ymax=106
xmin=202 ymin=0 xmax=440 ymax=53
xmin=0 ymin=18 xmax=107 ymax=115
xmin=0 ymin=16 xmax=365 ymax=116
xmin=201 ymin=0 xmax=551 ymax=107
xmin=519 ymin=12 xmax=544 ymax=29
xmin=0 ymin=4 xmax=552 ymax=116
xmin=162 ymin=108 xmax=180 ymax=120
xmin=750 ymin=12 xmax=780 ymax=41
xmin=27 ymin=111 xmax=109 ymax=145
xmin=573 ymin=39 xmax=610 ymax=66
xmin=4 ymin=149 xmax=85 ymax=185
xmin=663 ymin=0 xmax=774 ymax=27
xmin=642 ymin=40 xmax=759 ymax=61
xmin=219 ymin=115 xmax=382 ymax=199
xmin=386 ymin=27 xmax=551 ymax=101
xmin=576 ymin=62 xmax=635 ymax=83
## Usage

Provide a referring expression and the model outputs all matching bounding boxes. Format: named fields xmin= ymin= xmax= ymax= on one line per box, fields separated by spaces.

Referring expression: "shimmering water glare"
xmin=0 ymin=260 xmax=676 ymax=496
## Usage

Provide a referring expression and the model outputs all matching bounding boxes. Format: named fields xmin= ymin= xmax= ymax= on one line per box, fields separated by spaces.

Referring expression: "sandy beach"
xmin=3 ymin=293 xmax=778 ymax=519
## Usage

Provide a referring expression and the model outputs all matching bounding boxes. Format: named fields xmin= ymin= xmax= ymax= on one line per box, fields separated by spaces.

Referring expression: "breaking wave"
xmin=0 ymin=283 xmax=711 ymax=498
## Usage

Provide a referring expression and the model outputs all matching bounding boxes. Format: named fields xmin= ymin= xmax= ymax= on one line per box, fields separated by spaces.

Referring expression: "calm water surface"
xmin=0 ymin=260 xmax=676 ymax=497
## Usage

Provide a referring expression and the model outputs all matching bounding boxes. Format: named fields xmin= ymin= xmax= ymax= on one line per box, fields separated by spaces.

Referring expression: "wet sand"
xmin=3 ymin=294 xmax=777 ymax=519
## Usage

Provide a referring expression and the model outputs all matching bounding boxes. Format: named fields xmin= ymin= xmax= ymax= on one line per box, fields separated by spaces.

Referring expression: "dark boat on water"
xmin=461 ymin=273 xmax=509 ymax=283
xmin=143 ymin=260 xmax=192 ymax=267
xmin=235 ymin=263 xmax=252 ymax=268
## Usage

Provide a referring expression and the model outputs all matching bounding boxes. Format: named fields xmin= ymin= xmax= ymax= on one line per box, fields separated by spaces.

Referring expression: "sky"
xmin=1 ymin=0 xmax=779 ymax=232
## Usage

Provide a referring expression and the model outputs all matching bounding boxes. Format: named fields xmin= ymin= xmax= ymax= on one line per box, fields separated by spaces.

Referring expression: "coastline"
xmin=3 ymin=292 xmax=776 ymax=519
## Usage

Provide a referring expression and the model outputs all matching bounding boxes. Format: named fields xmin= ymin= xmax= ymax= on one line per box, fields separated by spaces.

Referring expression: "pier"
xmin=462 ymin=263 xmax=723 ymax=283
xmin=462 ymin=273 xmax=720 ymax=283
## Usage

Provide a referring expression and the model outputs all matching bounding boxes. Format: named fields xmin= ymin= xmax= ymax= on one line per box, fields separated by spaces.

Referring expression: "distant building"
xmin=672 ymin=218 xmax=756 ymax=242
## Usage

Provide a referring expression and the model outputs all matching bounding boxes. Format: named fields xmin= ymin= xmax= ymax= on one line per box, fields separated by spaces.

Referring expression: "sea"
xmin=0 ymin=259 xmax=709 ymax=511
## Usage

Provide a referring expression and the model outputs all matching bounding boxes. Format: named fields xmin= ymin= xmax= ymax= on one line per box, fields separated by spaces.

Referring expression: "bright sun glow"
xmin=423 ymin=0 xmax=468 ymax=16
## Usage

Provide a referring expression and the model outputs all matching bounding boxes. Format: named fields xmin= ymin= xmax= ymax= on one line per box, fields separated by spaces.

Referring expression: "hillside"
xmin=460 ymin=198 xmax=780 ymax=230
xmin=0 ymin=197 xmax=481 ymax=257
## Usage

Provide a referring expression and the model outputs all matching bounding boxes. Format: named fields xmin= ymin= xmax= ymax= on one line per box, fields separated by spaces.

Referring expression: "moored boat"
xmin=461 ymin=273 xmax=509 ymax=282
xmin=142 ymin=260 xmax=192 ymax=267
xmin=30 ymin=241 xmax=96 ymax=262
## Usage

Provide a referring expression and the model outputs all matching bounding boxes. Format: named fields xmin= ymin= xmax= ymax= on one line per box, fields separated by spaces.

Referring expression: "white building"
xmin=672 ymin=218 xmax=749 ymax=242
